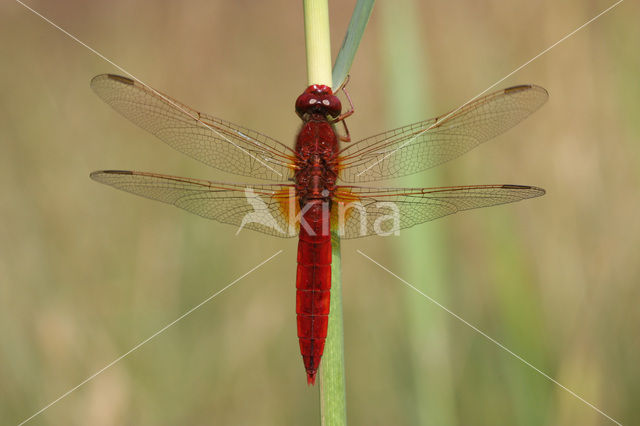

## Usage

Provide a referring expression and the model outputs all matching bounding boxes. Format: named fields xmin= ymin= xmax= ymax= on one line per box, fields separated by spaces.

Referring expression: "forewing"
xmin=91 ymin=74 xmax=296 ymax=181
xmin=338 ymin=85 xmax=548 ymax=182
xmin=333 ymin=184 xmax=545 ymax=239
xmin=90 ymin=170 xmax=298 ymax=238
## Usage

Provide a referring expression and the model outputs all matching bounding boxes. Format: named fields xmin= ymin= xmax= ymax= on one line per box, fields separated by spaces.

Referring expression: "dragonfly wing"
xmin=333 ymin=184 xmax=545 ymax=239
xmin=338 ymin=85 xmax=548 ymax=182
xmin=91 ymin=74 xmax=296 ymax=182
xmin=91 ymin=170 xmax=298 ymax=238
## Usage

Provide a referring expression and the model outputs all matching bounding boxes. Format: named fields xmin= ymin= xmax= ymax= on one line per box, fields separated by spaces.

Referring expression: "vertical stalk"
xmin=380 ymin=1 xmax=456 ymax=425
xmin=303 ymin=0 xmax=333 ymax=87
xmin=319 ymin=232 xmax=347 ymax=426
xmin=302 ymin=1 xmax=347 ymax=424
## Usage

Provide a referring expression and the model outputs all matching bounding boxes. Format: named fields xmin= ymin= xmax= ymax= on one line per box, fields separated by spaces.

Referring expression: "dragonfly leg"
xmin=335 ymin=74 xmax=351 ymax=95
xmin=333 ymin=75 xmax=354 ymax=142
xmin=338 ymin=119 xmax=351 ymax=142
xmin=336 ymin=76 xmax=355 ymax=121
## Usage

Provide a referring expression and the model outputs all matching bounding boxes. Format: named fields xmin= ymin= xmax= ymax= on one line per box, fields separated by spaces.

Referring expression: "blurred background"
xmin=1 ymin=0 xmax=638 ymax=424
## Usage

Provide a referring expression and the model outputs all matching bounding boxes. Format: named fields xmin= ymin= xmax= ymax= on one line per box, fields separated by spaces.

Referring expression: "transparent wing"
xmin=91 ymin=74 xmax=296 ymax=181
xmin=338 ymin=85 xmax=548 ymax=182
xmin=333 ymin=184 xmax=545 ymax=239
xmin=90 ymin=170 xmax=298 ymax=238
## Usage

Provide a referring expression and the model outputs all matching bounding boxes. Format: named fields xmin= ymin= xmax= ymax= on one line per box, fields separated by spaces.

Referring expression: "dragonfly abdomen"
xmin=296 ymin=200 xmax=332 ymax=385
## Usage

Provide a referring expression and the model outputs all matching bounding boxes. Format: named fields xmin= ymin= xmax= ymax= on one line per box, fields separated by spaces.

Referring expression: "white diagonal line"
xmin=356 ymin=0 xmax=624 ymax=178
xmin=15 ymin=0 xmax=284 ymax=178
xmin=17 ymin=250 xmax=283 ymax=426
xmin=357 ymin=250 xmax=622 ymax=426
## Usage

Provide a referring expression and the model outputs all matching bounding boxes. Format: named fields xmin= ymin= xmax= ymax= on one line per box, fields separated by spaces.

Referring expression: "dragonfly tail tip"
xmin=306 ymin=371 xmax=316 ymax=386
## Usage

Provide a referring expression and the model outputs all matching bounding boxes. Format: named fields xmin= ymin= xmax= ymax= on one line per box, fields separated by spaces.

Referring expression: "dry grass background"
xmin=1 ymin=0 xmax=639 ymax=425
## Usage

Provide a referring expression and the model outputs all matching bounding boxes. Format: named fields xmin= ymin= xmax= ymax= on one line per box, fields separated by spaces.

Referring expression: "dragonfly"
xmin=90 ymin=74 xmax=548 ymax=384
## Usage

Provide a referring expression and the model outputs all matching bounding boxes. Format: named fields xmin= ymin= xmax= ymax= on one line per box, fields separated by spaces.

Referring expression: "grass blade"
xmin=332 ymin=0 xmax=375 ymax=89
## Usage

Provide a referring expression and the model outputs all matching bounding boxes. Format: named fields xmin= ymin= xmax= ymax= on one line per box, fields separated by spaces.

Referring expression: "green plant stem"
xmin=380 ymin=1 xmax=456 ymax=424
xmin=319 ymin=232 xmax=347 ymax=425
xmin=303 ymin=0 xmax=332 ymax=87
xmin=302 ymin=1 xmax=347 ymax=424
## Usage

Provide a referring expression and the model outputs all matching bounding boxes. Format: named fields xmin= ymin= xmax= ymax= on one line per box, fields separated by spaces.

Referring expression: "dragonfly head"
xmin=295 ymin=84 xmax=342 ymax=119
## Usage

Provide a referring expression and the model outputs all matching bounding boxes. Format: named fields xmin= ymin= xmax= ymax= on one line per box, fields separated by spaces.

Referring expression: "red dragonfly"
xmin=90 ymin=74 xmax=548 ymax=384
